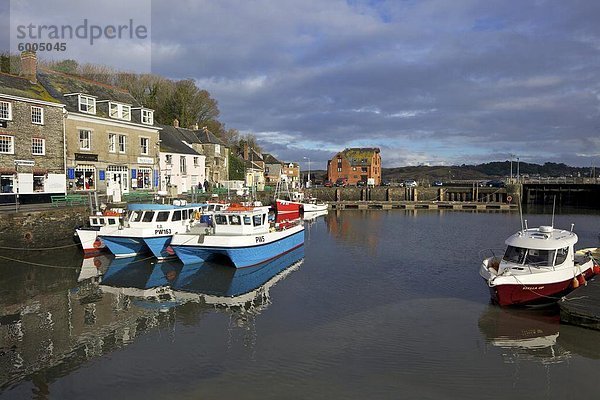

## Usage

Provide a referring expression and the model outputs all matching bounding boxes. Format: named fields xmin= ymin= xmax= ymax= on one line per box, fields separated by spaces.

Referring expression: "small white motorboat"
xmin=75 ymin=209 xmax=124 ymax=254
xmin=480 ymin=224 xmax=600 ymax=306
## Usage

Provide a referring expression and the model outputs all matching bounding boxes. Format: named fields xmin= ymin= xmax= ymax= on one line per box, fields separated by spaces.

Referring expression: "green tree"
xmin=229 ymin=154 xmax=246 ymax=180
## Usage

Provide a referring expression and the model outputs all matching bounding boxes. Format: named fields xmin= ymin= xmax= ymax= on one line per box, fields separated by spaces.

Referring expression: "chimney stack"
xmin=243 ymin=143 xmax=249 ymax=160
xmin=173 ymin=118 xmax=179 ymax=128
xmin=192 ymin=123 xmax=199 ymax=130
xmin=20 ymin=51 xmax=37 ymax=84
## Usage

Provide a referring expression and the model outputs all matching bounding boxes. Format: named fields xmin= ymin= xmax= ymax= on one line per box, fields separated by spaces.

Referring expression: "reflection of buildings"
xmin=326 ymin=210 xmax=381 ymax=253
xmin=0 ymin=247 xmax=305 ymax=389
xmin=478 ymin=306 xmax=570 ymax=364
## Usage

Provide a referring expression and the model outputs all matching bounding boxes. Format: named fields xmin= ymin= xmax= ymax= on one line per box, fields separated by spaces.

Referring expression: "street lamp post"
xmin=303 ymin=156 xmax=311 ymax=188
xmin=510 ymin=154 xmax=515 ymax=183
xmin=516 ymin=157 xmax=520 ymax=182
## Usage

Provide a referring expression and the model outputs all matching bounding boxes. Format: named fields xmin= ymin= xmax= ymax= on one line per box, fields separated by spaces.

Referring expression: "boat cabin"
xmin=89 ymin=214 xmax=122 ymax=228
xmin=125 ymin=203 xmax=206 ymax=228
xmin=212 ymin=207 xmax=271 ymax=236
xmin=500 ymin=226 xmax=576 ymax=271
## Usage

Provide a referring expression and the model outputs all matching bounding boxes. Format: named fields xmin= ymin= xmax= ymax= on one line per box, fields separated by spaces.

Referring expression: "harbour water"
xmin=2 ymin=208 xmax=600 ymax=399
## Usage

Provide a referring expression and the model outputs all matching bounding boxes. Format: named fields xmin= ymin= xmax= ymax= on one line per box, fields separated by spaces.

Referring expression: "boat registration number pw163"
xmin=255 ymin=236 xmax=265 ymax=243
xmin=155 ymin=228 xmax=172 ymax=235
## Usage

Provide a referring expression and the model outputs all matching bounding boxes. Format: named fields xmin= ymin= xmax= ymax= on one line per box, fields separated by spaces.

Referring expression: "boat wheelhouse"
xmin=75 ymin=210 xmax=124 ymax=254
xmin=170 ymin=205 xmax=305 ymax=268
xmin=98 ymin=201 xmax=207 ymax=260
xmin=479 ymin=225 xmax=599 ymax=306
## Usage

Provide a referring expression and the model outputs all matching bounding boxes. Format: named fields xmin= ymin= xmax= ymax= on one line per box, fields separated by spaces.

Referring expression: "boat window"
xmin=525 ymin=249 xmax=555 ymax=267
xmin=215 ymin=214 xmax=228 ymax=225
xmin=156 ymin=211 xmax=170 ymax=222
xmin=503 ymin=246 xmax=526 ymax=264
xmin=253 ymin=214 xmax=262 ymax=226
xmin=142 ymin=211 xmax=155 ymax=222
xmin=108 ymin=219 xmax=116 ymax=225
xmin=131 ymin=211 xmax=143 ymax=222
xmin=229 ymin=215 xmax=241 ymax=225
xmin=208 ymin=204 xmax=215 ymax=212
xmin=555 ymin=247 xmax=569 ymax=265
xmin=243 ymin=215 xmax=252 ymax=225
xmin=91 ymin=218 xmax=99 ymax=225
xmin=183 ymin=209 xmax=189 ymax=220
xmin=173 ymin=210 xmax=182 ymax=221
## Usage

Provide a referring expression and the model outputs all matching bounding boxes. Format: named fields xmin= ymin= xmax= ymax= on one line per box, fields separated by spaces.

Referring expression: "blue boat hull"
xmin=143 ymin=235 xmax=174 ymax=260
xmin=100 ymin=236 xmax=149 ymax=258
xmin=173 ymin=229 xmax=305 ymax=268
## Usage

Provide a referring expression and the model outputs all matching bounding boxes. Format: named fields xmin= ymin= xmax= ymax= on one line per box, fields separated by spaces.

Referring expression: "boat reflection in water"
xmin=172 ymin=245 xmax=305 ymax=310
xmin=99 ymin=256 xmax=183 ymax=309
xmin=478 ymin=305 xmax=570 ymax=364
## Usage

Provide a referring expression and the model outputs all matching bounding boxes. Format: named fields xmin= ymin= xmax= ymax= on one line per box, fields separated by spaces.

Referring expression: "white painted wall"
xmin=159 ymin=152 xmax=206 ymax=194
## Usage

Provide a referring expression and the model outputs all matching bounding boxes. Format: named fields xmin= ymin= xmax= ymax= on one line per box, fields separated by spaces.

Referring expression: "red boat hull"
xmin=276 ymin=199 xmax=302 ymax=214
xmin=488 ymin=268 xmax=596 ymax=306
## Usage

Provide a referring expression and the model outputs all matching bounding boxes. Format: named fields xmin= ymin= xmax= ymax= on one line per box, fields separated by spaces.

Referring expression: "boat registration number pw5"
xmin=255 ymin=236 xmax=265 ymax=243
xmin=155 ymin=228 xmax=172 ymax=235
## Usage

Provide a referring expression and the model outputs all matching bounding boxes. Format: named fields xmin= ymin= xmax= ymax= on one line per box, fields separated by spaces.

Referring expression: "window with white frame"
xmin=31 ymin=138 xmax=45 ymax=155
xmin=166 ymin=154 xmax=172 ymax=165
xmin=79 ymin=129 xmax=91 ymax=150
xmin=180 ymin=156 xmax=187 ymax=175
xmin=78 ymin=95 xmax=96 ymax=114
xmin=1 ymin=175 xmax=14 ymax=193
xmin=118 ymin=134 xmax=127 ymax=153
xmin=137 ymin=167 xmax=152 ymax=189
xmin=108 ymin=133 xmax=116 ymax=153
xmin=31 ymin=106 xmax=44 ymax=124
xmin=215 ymin=144 xmax=220 ymax=154
xmin=0 ymin=101 xmax=12 ymax=120
xmin=109 ymin=103 xmax=131 ymax=120
xmin=141 ymin=109 xmax=154 ymax=125
xmin=193 ymin=157 xmax=199 ymax=167
xmin=33 ymin=174 xmax=45 ymax=192
xmin=140 ymin=137 xmax=149 ymax=155
xmin=0 ymin=135 xmax=14 ymax=154
xmin=75 ymin=165 xmax=96 ymax=191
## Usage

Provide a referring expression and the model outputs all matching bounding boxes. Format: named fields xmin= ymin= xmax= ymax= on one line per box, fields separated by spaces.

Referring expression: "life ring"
xmin=506 ymin=195 xmax=513 ymax=203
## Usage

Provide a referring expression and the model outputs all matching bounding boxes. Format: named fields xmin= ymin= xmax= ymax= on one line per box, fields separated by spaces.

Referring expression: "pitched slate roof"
xmin=158 ymin=124 xmax=202 ymax=156
xmin=37 ymin=69 xmax=155 ymax=126
xmin=262 ymin=153 xmax=281 ymax=164
xmin=195 ymin=128 xmax=225 ymax=145
xmin=0 ymin=72 xmax=61 ymax=103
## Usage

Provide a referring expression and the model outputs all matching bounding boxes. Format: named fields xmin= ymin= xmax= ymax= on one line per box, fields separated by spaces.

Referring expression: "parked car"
xmin=356 ymin=180 xmax=366 ymax=187
xmin=432 ymin=180 xmax=443 ymax=186
xmin=324 ymin=180 xmax=333 ymax=188
xmin=486 ymin=180 xmax=505 ymax=188
xmin=404 ymin=179 xmax=418 ymax=187
xmin=335 ymin=178 xmax=348 ymax=187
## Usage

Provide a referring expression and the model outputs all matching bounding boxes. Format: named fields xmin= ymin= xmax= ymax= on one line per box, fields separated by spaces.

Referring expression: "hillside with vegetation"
xmin=310 ymin=161 xmax=595 ymax=184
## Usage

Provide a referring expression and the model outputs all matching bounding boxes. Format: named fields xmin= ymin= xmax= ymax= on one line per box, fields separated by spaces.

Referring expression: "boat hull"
xmin=302 ymin=203 xmax=328 ymax=212
xmin=172 ymin=225 xmax=305 ymax=268
xmin=76 ymin=228 xmax=105 ymax=254
xmin=276 ymin=199 xmax=303 ymax=214
xmin=100 ymin=235 xmax=150 ymax=258
xmin=143 ymin=235 xmax=175 ymax=260
xmin=481 ymin=260 xmax=596 ymax=306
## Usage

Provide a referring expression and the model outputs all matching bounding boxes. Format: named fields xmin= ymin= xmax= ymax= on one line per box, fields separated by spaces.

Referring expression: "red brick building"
xmin=327 ymin=148 xmax=382 ymax=186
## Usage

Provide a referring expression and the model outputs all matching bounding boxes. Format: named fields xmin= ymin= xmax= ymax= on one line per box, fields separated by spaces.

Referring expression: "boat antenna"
xmin=518 ymin=191 xmax=525 ymax=232
xmin=551 ymin=195 xmax=556 ymax=228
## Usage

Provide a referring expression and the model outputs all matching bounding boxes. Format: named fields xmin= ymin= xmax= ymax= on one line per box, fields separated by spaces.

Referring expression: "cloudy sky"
xmin=5 ymin=0 xmax=600 ymax=169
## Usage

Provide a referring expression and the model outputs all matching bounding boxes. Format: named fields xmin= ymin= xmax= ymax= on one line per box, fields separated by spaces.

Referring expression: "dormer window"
xmin=109 ymin=103 xmax=131 ymax=121
xmin=78 ymin=95 xmax=96 ymax=114
xmin=141 ymin=109 xmax=154 ymax=125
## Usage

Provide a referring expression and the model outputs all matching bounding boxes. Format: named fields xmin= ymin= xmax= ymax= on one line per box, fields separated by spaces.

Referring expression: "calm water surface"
xmin=2 ymin=209 xmax=600 ymax=399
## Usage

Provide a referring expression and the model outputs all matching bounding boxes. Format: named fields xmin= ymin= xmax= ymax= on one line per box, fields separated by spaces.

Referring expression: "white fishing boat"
xmin=301 ymin=197 xmax=328 ymax=212
xmin=75 ymin=209 xmax=124 ymax=254
xmin=480 ymin=223 xmax=600 ymax=306
xmin=170 ymin=204 xmax=305 ymax=268
xmin=98 ymin=201 xmax=207 ymax=260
